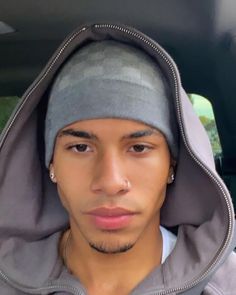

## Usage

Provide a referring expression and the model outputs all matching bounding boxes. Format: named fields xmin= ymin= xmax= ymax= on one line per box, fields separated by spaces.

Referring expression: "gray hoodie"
xmin=0 ymin=22 xmax=235 ymax=295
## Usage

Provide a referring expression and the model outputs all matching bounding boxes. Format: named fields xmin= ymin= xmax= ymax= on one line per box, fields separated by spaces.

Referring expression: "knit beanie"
xmin=44 ymin=40 xmax=179 ymax=167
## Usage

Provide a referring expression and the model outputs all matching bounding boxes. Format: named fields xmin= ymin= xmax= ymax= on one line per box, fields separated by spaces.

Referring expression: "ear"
xmin=49 ymin=163 xmax=57 ymax=183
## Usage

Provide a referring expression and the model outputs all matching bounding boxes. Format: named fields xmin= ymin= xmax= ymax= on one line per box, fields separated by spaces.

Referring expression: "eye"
xmin=69 ymin=144 xmax=92 ymax=153
xmin=129 ymin=144 xmax=151 ymax=153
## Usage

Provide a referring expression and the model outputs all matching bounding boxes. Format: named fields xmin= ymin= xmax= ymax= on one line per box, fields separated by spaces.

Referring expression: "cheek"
xmin=53 ymin=160 xmax=93 ymax=211
xmin=131 ymin=153 xmax=170 ymax=187
xmin=130 ymin=154 xmax=170 ymax=210
xmin=54 ymin=150 xmax=93 ymax=186
xmin=141 ymin=174 xmax=168 ymax=210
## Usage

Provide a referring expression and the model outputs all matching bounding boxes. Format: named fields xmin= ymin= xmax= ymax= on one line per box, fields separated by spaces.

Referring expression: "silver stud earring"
xmin=168 ymin=168 xmax=175 ymax=184
xmin=50 ymin=172 xmax=55 ymax=182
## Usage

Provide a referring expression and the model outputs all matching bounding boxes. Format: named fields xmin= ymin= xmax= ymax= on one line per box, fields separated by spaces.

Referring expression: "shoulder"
xmin=203 ymin=251 xmax=236 ymax=295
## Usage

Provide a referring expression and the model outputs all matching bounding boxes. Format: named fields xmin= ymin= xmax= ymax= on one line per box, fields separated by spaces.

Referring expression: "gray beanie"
xmin=45 ymin=40 xmax=178 ymax=167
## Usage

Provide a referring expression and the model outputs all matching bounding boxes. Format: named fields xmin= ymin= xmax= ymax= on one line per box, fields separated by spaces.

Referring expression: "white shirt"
xmin=160 ymin=226 xmax=177 ymax=263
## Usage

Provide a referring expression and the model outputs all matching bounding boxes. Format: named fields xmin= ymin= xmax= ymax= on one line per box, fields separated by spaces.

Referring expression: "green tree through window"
xmin=188 ymin=94 xmax=222 ymax=156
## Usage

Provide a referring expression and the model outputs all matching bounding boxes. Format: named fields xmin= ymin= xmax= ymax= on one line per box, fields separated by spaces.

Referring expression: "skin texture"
xmin=50 ymin=118 xmax=174 ymax=295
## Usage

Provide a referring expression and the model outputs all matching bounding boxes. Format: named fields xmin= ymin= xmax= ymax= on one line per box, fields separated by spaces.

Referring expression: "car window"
xmin=188 ymin=94 xmax=222 ymax=157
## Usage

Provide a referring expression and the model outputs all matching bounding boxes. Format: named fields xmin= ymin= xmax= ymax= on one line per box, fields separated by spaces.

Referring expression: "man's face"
xmin=51 ymin=119 xmax=172 ymax=254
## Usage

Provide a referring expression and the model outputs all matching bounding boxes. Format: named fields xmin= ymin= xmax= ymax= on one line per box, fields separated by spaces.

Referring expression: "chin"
xmin=89 ymin=241 xmax=135 ymax=254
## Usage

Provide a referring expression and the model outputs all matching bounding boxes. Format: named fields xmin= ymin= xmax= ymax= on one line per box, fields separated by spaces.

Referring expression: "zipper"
xmin=0 ymin=26 xmax=88 ymax=295
xmin=0 ymin=23 xmax=234 ymax=295
xmin=0 ymin=26 xmax=87 ymax=149
xmin=89 ymin=23 xmax=234 ymax=295
xmin=0 ymin=268 xmax=84 ymax=294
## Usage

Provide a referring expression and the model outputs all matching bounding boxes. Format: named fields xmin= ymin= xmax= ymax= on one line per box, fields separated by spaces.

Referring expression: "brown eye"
xmin=75 ymin=144 xmax=88 ymax=152
xmin=133 ymin=145 xmax=145 ymax=152
xmin=68 ymin=144 xmax=92 ymax=153
xmin=130 ymin=144 xmax=152 ymax=153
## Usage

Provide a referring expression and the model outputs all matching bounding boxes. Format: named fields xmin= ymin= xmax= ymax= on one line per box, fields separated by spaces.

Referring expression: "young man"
xmin=0 ymin=23 xmax=235 ymax=294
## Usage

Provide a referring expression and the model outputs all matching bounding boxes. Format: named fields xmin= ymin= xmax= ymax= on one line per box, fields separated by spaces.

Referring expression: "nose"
xmin=90 ymin=151 xmax=131 ymax=196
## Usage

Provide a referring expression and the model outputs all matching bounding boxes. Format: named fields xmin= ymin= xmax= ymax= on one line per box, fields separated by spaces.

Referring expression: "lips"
xmin=86 ymin=207 xmax=137 ymax=230
xmin=88 ymin=207 xmax=135 ymax=217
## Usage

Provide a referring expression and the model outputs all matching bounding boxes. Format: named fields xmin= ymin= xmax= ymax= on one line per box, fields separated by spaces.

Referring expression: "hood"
xmin=0 ymin=23 xmax=235 ymax=294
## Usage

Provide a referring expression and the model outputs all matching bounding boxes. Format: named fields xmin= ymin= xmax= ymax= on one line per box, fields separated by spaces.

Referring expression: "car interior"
xmin=0 ymin=0 xmax=236 ymax=212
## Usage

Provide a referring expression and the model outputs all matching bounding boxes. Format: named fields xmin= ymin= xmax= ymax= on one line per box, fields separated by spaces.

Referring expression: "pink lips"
xmin=86 ymin=207 xmax=136 ymax=230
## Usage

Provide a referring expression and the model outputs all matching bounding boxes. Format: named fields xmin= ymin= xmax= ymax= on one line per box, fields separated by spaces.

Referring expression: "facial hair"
xmin=89 ymin=241 xmax=134 ymax=254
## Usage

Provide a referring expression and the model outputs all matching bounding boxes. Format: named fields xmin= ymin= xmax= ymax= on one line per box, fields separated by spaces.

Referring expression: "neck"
xmin=60 ymin=218 xmax=163 ymax=294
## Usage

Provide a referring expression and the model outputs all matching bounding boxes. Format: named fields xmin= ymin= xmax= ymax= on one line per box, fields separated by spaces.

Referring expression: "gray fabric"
xmin=0 ymin=23 xmax=235 ymax=295
xmin=45 ymin=40 xmax=179 ymax=167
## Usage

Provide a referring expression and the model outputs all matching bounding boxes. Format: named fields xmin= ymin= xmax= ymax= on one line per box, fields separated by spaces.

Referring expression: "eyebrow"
xmin=122 ymin=129 xmax=161 ymax=139
xmin=58 ymin=129 xmax=98 ymax=140
xmin=58 ymin=128 xmax=161 ymax=140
